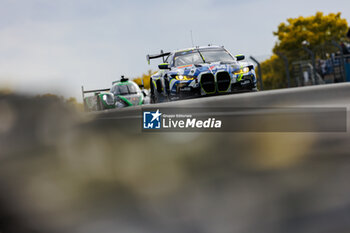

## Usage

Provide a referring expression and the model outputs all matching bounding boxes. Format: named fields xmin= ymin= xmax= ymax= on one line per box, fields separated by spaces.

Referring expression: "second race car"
xmin=147 ymin=45 xmax=257 ymax=103
xmin=82 ymin=76 xmax=148 ymax=111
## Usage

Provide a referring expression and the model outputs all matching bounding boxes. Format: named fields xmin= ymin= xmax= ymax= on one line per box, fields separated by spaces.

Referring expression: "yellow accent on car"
xmin=234 ymin=67 xmax=250 ymax=75
xmin=152 ymin=80 xmax=157 ymax=89
xmin=175 ymin=75 xmax=195 ymax=80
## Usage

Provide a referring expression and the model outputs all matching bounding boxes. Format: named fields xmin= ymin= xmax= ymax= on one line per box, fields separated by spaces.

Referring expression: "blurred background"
xmin=1 ymin=87 xmax=350 ymax=233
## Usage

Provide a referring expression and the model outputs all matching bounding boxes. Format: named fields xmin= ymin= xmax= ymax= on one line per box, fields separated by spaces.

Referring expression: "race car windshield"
xmin=199 ymin=49 xmax=235 ymax=63
xmin=111 ymin=83 xmax=139 ymax=95
xmin=174 ymin=48 xmax=235 ymax=66
xmin=174 ymin=50 xmax=203 ymax=67
xmin=116 ymin=85 xmax=129 ymax=95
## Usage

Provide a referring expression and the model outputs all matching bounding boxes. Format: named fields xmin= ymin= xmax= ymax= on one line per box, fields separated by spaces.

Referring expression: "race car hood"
xmin=115 ymin=93 xmax=142 ymax=106
xmin=167 ymin=61 xmax=249 ymax=77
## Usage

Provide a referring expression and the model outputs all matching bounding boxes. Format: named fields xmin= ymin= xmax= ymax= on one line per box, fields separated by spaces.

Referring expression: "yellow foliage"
xmin=0 ymin=88 xmax=13 ymax=95
xmin=273 ymin=12 xmax=348 ymax=59
xmin=36 ymin=93 xmax=64 ymax=101
xmin=36 ymin=94 xmax=84 ymax=112
xmin=263 ymin=12 xmax=348 ymax=89
xmin=261 ymin=55 xmax=286 ymax=89
xmin=66 ymin=97 xmax=84 ymax=112
xmin=133 ymin=70 xmax=155 ymax=90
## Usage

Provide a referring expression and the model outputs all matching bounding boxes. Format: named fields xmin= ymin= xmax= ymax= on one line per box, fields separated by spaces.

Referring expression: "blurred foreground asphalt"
xmin=1 ymin=83 xmax=350 ymax=233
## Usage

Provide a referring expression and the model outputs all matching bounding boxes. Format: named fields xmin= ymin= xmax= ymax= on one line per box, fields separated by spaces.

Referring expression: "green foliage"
xmin=262 ymin=12 xmax=348 ymax=89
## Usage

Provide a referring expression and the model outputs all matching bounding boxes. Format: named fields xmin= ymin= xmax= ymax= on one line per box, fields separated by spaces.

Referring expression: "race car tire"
xmin=164 ymin=77 xmax=171 ymax=96
xmin=150 ymin=81 xmax=157 ymax=104
xmin=150 ymin=81 xmax=163 ymax=103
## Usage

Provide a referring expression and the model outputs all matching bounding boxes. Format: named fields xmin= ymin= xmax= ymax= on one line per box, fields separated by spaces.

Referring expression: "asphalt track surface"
xmin=91 ymin=83 xmax=350 ymax=133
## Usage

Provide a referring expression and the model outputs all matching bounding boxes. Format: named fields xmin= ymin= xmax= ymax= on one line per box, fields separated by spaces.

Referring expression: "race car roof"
xmin=174 ymin=45 xmax=223 ymax=53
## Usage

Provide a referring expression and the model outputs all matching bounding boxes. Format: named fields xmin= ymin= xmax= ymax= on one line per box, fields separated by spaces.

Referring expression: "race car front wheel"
xmin=150 ymin=81 xmax=163 ymax=104
xmin=150 ymin=81 xmax=157 ymax=104
xmin=150 ymin=79 xmax=170 ymax=104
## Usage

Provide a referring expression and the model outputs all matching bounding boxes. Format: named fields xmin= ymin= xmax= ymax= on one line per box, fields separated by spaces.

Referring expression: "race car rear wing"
xmin=81 ymin=86 xmax=110 ymax=100
xmin=146 ymin=50 xmax=171 ymax=64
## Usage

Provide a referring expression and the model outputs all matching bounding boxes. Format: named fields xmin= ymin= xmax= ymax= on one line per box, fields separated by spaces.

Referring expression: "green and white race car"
xmin=82 ymin=76 xmax=147 ymax=111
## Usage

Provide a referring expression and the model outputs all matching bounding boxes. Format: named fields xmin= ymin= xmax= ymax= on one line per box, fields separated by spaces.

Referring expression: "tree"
xmin=66 ymin=97 xmax=84 ymax=111
xmin=262 ymin=12 xmax=348 ymax=89
xmin=261 ymin=55 xmax=285 ymax=89
xmin=35 ymin=94 xmax=84 ymax=111
xmin=0 ymin=88 xmax=13 ymax=95
xmin=133 ymin=70 xmax=154 ymax=90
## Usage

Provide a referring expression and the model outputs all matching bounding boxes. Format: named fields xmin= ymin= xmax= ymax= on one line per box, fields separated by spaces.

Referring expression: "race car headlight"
xmin=233 ymin=67 xmax=250 ymax=75
xmin=102 ymin=94 xmax=114 ymax=105
xmin=175 ymin=75 xmax=195 ymax=80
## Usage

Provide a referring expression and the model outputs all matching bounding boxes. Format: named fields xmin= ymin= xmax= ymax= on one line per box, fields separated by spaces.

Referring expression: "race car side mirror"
xmin=158 ymin=63 xmax=170 ymax=70
xmin=235 ymin=55 xmax=245 ymax=61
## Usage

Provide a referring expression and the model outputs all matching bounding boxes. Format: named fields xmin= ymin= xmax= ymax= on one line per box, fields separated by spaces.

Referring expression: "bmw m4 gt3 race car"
xmin=82 ymin=76 xmax=148 ymax=111
xmin=147 ymin=45 xmax=257 ymax=103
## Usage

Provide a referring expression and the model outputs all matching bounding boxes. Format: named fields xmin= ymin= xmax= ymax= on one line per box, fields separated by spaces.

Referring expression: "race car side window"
xmin=111 ymin=85 xmax=120 ymax=95
xmin=110 ymin=85 xmax=118 ymax=94
xmin=128 ymin=83 xmax=140 ymax=94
